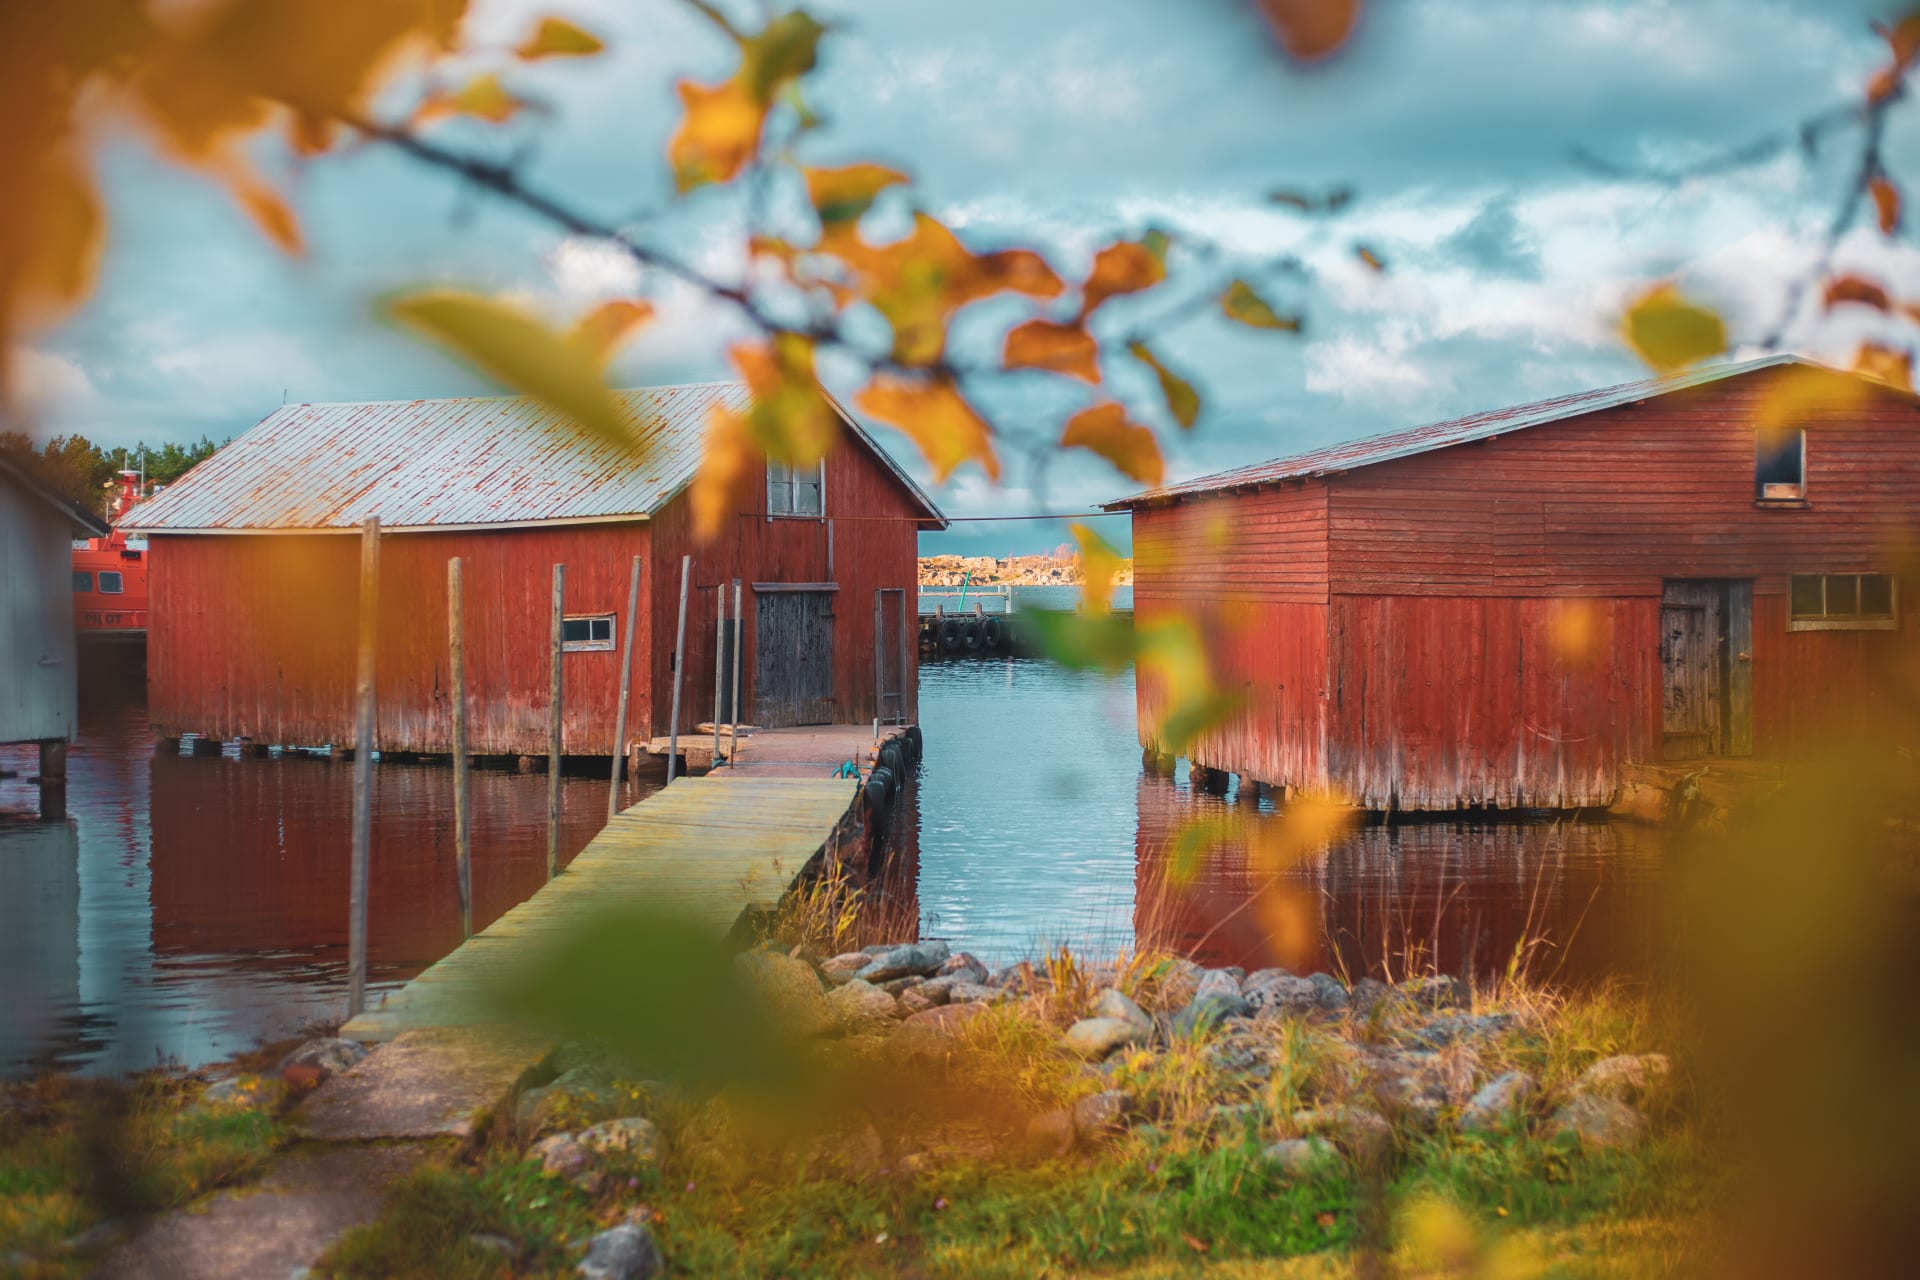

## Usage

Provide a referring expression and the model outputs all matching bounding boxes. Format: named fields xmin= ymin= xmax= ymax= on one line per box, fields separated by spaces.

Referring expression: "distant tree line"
xmin=0 ymin=431 xmax=222 ymax=513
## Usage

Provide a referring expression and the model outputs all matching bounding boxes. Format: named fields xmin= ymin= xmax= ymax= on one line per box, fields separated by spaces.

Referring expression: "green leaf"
xmin=741 ymin=11 xmax=826 ymax=101
xmin=1220 ymin=279 xmax=1301 ymax=332
xmin=1127 ymin=341 xmax=1201 ymax=430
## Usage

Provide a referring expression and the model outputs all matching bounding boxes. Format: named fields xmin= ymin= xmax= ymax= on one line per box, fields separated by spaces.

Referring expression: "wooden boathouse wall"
xmin=1 ymin=459 xmax=108 ymax=753
xmin=1129 ymin=362 xmax=1920 ymax=810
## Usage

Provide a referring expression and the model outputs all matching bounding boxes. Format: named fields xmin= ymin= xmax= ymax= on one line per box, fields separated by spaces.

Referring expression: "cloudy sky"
xmin=15 ymin=0 xmax=1920 ymax=552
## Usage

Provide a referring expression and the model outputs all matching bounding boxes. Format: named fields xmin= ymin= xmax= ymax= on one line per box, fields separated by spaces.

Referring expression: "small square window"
xmin=72 ymin=571 xmax=94 ymax=593
xmin=97 ymin=571 xmax=124 ymax=594
xmin=1755 ymin=427 xmax=1805 ymax=501
xmin=561 ymin=614 xmax=616 ymax=652
xmin=1788 ymin=573 xmax=1897 ymax=630
xmin=767 ymin=461 xmax=824 ymax=517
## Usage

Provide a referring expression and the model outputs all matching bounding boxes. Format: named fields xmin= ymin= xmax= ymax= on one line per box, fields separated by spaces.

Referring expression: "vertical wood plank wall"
xmin=0 ymin=478 xmax=81 ymax=746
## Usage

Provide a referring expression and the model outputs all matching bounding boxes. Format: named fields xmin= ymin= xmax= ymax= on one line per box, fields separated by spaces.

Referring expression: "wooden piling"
xmin=609 ymin=556 xmax=641 ymax=822
xmin=547 ymin=563 xmax=565 ymax=880
xmin=666 ymin=555 xmax=690 ymax=784
xmin=711 ymin=584 xmax=726 ymax=767
xmin=728 ymin=579 xmax=743 ymax=765
xmin=36 ymin=741 xmax=66 ymax=821
xmin=347 ymin=516 xmax=379 ymax=1020
xmin=448 ymin=557 xmax=472 ymax=940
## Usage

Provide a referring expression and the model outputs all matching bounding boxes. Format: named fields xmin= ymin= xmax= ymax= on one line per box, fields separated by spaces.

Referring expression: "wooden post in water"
xmin=547 ymin=564 xmax=565 ymax=879
xmin=608 ymin=556 xmax=641 ymax=822
xmin=347 ymin=517 xmax=380 ymax=1020
xmin=728 ymin=579 xmax=743 ymax=765
xmin=666 ymin=555 xmax=690 ymax=783
xmin=711 ymin=584 xmax=726 ymax=767
xmin=447 ymin=557 xmax=472 ymax=940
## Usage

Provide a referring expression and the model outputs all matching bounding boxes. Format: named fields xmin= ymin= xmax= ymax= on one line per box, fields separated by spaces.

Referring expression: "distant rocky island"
xmin=919 ymin=551 xmax=1135 ymax=588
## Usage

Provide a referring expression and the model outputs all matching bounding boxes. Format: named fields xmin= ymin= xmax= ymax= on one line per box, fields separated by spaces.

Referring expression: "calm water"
xmin=2 ymin=651 xmax=1669 ymax=1077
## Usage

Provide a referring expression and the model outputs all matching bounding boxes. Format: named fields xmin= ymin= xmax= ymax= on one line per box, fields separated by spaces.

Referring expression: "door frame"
xmin=1659 ymin=578 xmax=1753 ymax=759
xmin=751 ymin=582 xmax=838 ymax=727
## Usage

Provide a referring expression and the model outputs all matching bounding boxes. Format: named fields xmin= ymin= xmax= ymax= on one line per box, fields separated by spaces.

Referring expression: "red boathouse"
xmin=130 ymin=384 xmax=945 ymax=756
xmin=1107 ymin=356 xmax=1920 ymax=810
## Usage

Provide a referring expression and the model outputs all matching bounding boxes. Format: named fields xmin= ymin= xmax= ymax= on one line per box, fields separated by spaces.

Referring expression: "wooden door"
xmin=1660 ymin=580 xmax=1751 ymax=759
xmin=754 ymin=589 xmax=835 ymax=726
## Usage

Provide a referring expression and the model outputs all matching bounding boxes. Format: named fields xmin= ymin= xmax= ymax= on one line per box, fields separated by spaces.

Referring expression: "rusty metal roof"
xmin=1104 ymin=354 xmax=1825 ymax=509
xmin=130 ymin=382 xmax=947 ymax=532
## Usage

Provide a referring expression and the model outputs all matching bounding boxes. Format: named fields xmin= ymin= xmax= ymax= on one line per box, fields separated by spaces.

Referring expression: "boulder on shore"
xmin=576 ymin=1222 xmax=664 ymax=1280
xmin=734 ymin=950 xmax=836 ymax=1039
xmin=1172 ymin=993 xmax=1253 ymax=1040
xmin=1548 ymin=1093 xmax=1646 ymax=1149
xmin=1065 ymin=1017 xmax=1146 ymax=1060
xmin=826 ymin=979 xmax=901 ymax=1035
xmin=1457 ymin=1071 xmax=1538 ymax=1134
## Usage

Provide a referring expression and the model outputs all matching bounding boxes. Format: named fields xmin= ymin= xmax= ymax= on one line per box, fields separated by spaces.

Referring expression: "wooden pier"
xmin=339 ymin=725 xmax=903 ymax=1041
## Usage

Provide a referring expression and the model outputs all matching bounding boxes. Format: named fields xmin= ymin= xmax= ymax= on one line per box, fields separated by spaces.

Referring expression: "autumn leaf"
xmin=417 ymin=72 xmax=525 ymax=125
xmin=691 ymin=402 xmax=754 ymax=540
xmin=387 ymin=288 xmax=629 ymax=443
xmin=1620 ymin=282 xmax=1725 ymax=375
xmin=1875 ymin=14 xmax=1920 ymax=67
xmin=568 ymin=300 xmax=655 ymax=365
xmin=733 ymin=335 xmax=842 ymax=466
xmin=668 ymin=77 xmax=766 ymax=190
xmin=1220 ymin=279 xmax=1301 ymax=331
xmin=514 ymin=16 xmax=605 ymax=59
xmin=1268 ymin=186 xmax=1354 ymax=214
xmin=1080 ymin=240 xmax=1167 ymax=317
xmin=804 ymin=163 xmax=907 ymax=226
xmin=1823 ymin=274 xmax=1892 ymax=312
xmin=9 ymin=153 xmax=106 ymax=327
xmin=738 ymin=10 xmax=826 ymax=101
xmin=229 ymin=171 xmax=304 ymax=254
xmin=1354 ymin=243 xmax=1386 ymax=272
xmin=1127 ymin=342 xmax=1201 ymax=429
xmin=855 ymin=375 xmax=1000 ymax=482
xmin=1004 ymin=320 xmax=1101 ymax=382
xmin=1855 ymin=342 xmax=1914 ymax=391
xmin=1257 ymin=0 xmax=1363 ymax=63
xmin=1061 ymin=402 xmax=1166 ymax=486
xmin=1071 ymin=521 xmax=1124 ymax=616
xmin=1871 ymin=176 xmax=1902 ymax=235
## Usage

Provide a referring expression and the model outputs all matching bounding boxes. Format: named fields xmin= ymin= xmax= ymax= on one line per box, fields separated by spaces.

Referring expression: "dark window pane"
xmin=1826 ymin=574 xmax=1858 ymax=616
xmin=1790 ymin=575 xmax=1824 ymax=617
xmin=591 ymin=618 xmax=613 ymax=642
xmin=767 ymin=463 xmax=792 ymax=515
xmin=97 ymin=571 xmax=124 ymax=594
xmin=794 ymin=473 xmax=822 ymax=515
xmin=562 ymin=618 xmax=591 ymax=643
xmin=72 ymin=572 xmax=93 ymax=593
xmin=1861 ymin=574 xmax=1895 ymax=617
xmin=1756 ymin=428 xmax=1804 ymax=497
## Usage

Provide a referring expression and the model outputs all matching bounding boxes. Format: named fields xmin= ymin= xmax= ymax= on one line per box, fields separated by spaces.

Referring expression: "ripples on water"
xmin=3 ymin=650 xmax=1671 ymax=1077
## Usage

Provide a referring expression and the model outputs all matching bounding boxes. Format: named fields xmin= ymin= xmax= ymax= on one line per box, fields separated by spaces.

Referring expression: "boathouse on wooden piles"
xmin=1105 ymin=356 xmax=1920 ymax=811
xmin=1 ymin=454 xmax=111 ymax=814
xmin=129 ymin=384 xmax=945 ymax=757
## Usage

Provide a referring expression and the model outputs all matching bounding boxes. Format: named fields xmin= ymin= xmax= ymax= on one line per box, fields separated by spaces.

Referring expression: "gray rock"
xmin=1090 ymin=988 xmax=1154 ymax=1038
xmin=530 ymin=1133 xmax=597 ymax=1189
xmin=915 ymin=973 xmax=971 ymax=1002
xmin=861 ymin=941 xmax=951 ymax=983
xmin=198 ymin=1075 xmax=281 ymax=1112
xmin=577 ymin=1116 xmax=662 ymax=1165
xmin=1025 ymin=1108 xmax=1074 ymax=1156
xmin=734 ymin=950 xmax=835 ymax=1039
xmin=1150 ymin=958 xmax=1205 ymax=1011
xmin=1576 ymin=1053 xmax=1671 ymax=1102
xmin=1172 ymin=992 xmax=1253 ymax=1040
xmin=1458 ymin=1071 xmax=1538 ymax=1134
xmin=895 ymin=1001 xmax=989 ymax=1048
xmin=1194 ymin=969 xmax=1244 ymax=1001
xmin=1065 ymin=1017 xmax=1147 ymax=1059
xmin=1070 ymin=1090 xmax=1131 ymax=1139
xmin=897 ymin=986 xmax=941 ymax=1015
xmin=1406 ymin=1013 xmax=1515 ymax=1049
xmin=826 ymin=979 xmax=901 ymax=1035
xmin=1263 ymin=1136 xmax=1339 ymax=1176
xmin=577 ymin=1223 xmax=664 ymax=1280
xmin=1245 ymin=971 xmax=1319 ymax=1017
xmin=936 ymin=952 xmax=989 ymax=984
xmin=1292 ymin=1106 xmax=1394 ymax=1162
xmin=1548 ymin=1093 xmax=1646 ymax=1149
xmin=876 ymin=974 xmax=929 ymax=996
xmin=944 ymin=980 xmax=1006 ymax=1005
xmin=1350 ymin=977 xmax=1392 ymax=1015
xmin=277 ymin=1037 xmax=368 ymax=1076
xmin=1399 ymin=975 xmax=1469 ymax=1012
xmin=1309 ymin=973 xmax=1351 ymax=1011
xmin=820 ymin=952 xmax=875 ymax=985
xmin=518 ymin=1067 xmax=623 ymax=1139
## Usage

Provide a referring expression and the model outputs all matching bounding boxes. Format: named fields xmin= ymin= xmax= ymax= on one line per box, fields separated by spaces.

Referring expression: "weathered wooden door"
xmin=754 ymin=589 xmax=835 ymax=726
xmin=1660 ymin=580 xmax=1753 ymax=759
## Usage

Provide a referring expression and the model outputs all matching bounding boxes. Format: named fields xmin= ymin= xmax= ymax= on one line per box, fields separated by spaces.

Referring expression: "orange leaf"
xmin=12 ymin=153 xmax=106 ymax=324
xmin=1824 ymin=274 xmax=1892 ymax=313
xmin=514 ymin=16 xmax=605 ymax=59
xmin=976 ymin=249 xmax=1067 ymax=302
xmin=1855 ymin=342 xmax=1914 ymax=392
xmin=804 ymin=163 xmax=908 ymax=226
xmin=1872 ymin=176 xmax=1902 ymax=236
xmin=1061 ymin=402 xmax=1165 ymax=486
xmin=1256 ymin=0 xmax=1363 ymax=63
xmin=568 ymin=300 xmax=655 ymax=365
xmin=1354 ymin=243 xmax=1386 ymax=272
xmin=855 ymin=376 xmax=1000 ymax=483
xmin=668 ymin=77 xmax=767 ymax=191
xmin=732 ymin=335 xmax=842 ymax=466
xmin=417 ymin=72 xmax=524 ymax=125
xmin=1868 ymin=64 xmax=1902 ymax=106
xmin=1004 ymin=320 xmax=1101 ymax=383
xmin=692 ymin=403 xmax=755 ymax=540
xmin=1876 ymin=15 xmax=1920 ymax=67
xmin=1081 ymin=240 xmax=1166 ymax=317
xmin=231 ymin=172 xmax=305 ymax=254
xmin=1182 ymin=1233 xmax=1211 ymax=1254
xmin=1620 ymin=282 xmax=1725 ymax=374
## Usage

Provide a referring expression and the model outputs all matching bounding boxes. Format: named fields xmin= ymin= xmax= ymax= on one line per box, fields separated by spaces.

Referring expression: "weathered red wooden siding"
xmin=1752 ymin=592 xmax=1918 ymax=758
xmin=149 ymin=524 xmax=651 ymax=755
xmin=642 ymin=435 xmax=924 ymax=736
xmin=1132 ymin=486 xmax=1330 ymax=787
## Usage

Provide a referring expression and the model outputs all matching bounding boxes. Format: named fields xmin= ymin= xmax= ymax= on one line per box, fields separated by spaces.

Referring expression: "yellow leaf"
xmin=855 ymin=375 xmax=1000 ymax=483
xmin=1753 ymin=365 xmax=1874 ymax=435
xmin=1256 ymin=0 xmax=1364 ymax=63
xmin=1004 ymin=320 xmax=1101 ymax=383
xmin=229 ymin=170 xmax=304 ymax=254
xmin=418 ymin=72 xmax=524 ymax=125
xmin=692 ymin=402 xmax=754 ymax=540
xmin=1620 ymin=282 xmax=1725 ymax=375
xmin=1071 ymin=522 xmax=1123 ymax=616
xmin=12 ymin=153 xmax=105 ymax=325
xmin=387 ymin=288 xmax=628 ymax=443
xmin=739 ymin=10 xmax=825 ymax=101
xmin=805 ymin=163 xmax=908 ymax=226
xmin=568 ymin=299 xmax=655 ymax=365
xmin=1855 ymin=342 xmax=1914 ymax=392
xmin=1081 ymin=240 xmax=1166 ymax=317
xmin=1220 ymin=279 xmax=1300 ymax=331
xmin=1126 ymin=342 xmax=1200 ymax=430
xmin=732 ymin=335 xmax=841 ymax=467
xmin=1061 ymin=402 xmax=1165 ymax=486
xmin=668 ymin=77 xmax=766 ymax=191
xmin=514 ymin=15 xmax=605 ymax=59
xmin=1354 ymin=243 xmax=1386 ymax=272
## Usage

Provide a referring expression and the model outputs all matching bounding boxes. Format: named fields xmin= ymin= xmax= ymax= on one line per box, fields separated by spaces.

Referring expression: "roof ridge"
xmin=282 ymin=379 xmax=749 ymax=410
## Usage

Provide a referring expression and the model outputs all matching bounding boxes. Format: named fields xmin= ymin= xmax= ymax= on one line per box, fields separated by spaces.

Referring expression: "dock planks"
xmin=339 ymin=772 xmax=860 ymax=1041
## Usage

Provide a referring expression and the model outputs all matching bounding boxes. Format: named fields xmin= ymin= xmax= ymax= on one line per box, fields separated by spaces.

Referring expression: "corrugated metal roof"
xmin=131 ymin=382 xmax=946 ymax=532
xmin=1104 ymin=354 xmax=1826 ymax=509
